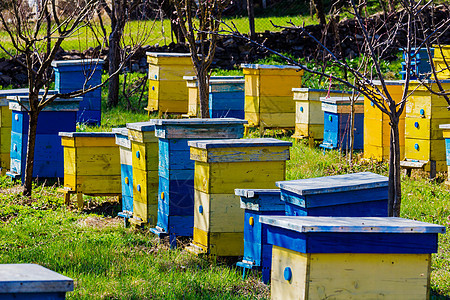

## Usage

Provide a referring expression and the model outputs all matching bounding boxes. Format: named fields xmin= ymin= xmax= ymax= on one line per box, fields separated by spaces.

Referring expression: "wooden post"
xmin=247 ymin=0 xmax=256 ymax=40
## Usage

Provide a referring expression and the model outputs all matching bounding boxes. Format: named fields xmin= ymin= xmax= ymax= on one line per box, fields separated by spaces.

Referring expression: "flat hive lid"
xmin=320 ymin=96 xmax=364 ymax=105
xmin=276 ymin=172 xmax=388 ymax=195
xmin=292 ymin=88 xmax=352 ymax=94
xmin=439 ymin=124 xmax=450 ymax=130
xmin=154 ymin=118 xmax=247 ymax=126
xmin=0 ymin=89 xmax=57 ymax=97
xmin=58 ymin=132 xmax=116 ymax=138
xmin=260 ymin=216 xmax=446 ymax=234
xmin=372 ymin=80 xmax=405 ymax=86
xmin=235 ymin=188 xmax=280 ymax=198
xmin=188 ymin=138 xmax=291 ymax=149
xmin=146 ymin=52 xmax=191 ymax=57
xmin=112 ymin=127 xmax=128 ymax=137
xmin=126 ymin=120 xmax=157 ymax=132
xmin=0 ymin=264 xmax=73 ymax=293
xmin=240 ymin=63 xmax=302 ymax=70
xmin=51 ymin=59 xmax=104 ymax=67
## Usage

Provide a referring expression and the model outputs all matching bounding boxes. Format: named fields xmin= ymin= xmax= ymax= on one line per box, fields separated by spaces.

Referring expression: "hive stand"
xmin=149 ymin=119 xmax=247 ymax=247
xmin=51 ymin=59 xmax=104 ymax=125
xmin=58 ymin=132 xmax=121 ymax=209
xmin=291 ymin=88 xmax=352 ymax=146
xmin=241 ymin=64 xmax=303 ymax=135
xmin=145 ymin=53 xmax=195 ymax=116
xmin=126 ymin=121 xmax=159 ymax=227
xmin=7 ymin=96 xmax=81 ymax=182
xmin=113 ymin=128 xmax=133 ymax=225
xmin=0 ymin=264 xmax=73 ymax=300
xmin=320 ymin=96 xmax=364 ymax=150
xmin=433 ymin=45 xmax=450 ymax=80
xmin=261 ymin=216 xmax=445 ymax=300
xmin=186 ymin=138 xmax=291 ymax=259
xmin=401 ymin=80 xmax=450 ymax=177
xmin=235 ymin=189 xmax=285 ymax=283
xmin=399 ymin=47 xmax=434 ymax=80
xmin=364 ymin=80 xmax=406 ymax=161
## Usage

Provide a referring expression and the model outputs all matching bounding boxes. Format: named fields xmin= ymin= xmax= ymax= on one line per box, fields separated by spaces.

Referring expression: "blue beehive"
xmin=51 ymin=59 xmax=104 ymax=125
xmin=320 ymin=96 xmax=364 ymax=150
xmin=209 ymin=77 xmax=245 ymax=119
xmin=7 ymin=96 xmax=81 ymax=181
xmin=113 ymin=127 xmax=133 ymax=222
xmin=0 ymin=264 xmax=73 ymax=299
xmin=400 ymin=48 xmax=434 ymax=80
xmin=235 ymin=189 xmax=285 ymax=283
xmin=150 ymin=118 xmax=247 ymax=246
xmin=261 ymin=216 xmax=445 ymax=299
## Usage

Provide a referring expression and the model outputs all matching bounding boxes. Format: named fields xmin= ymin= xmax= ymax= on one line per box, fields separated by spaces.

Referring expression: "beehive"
xmin=7 ymin=96 xmax=81 ymax=182
xmin=439 ymin=124 xmax=450 ymax=184
xmin=291 ymin=88 xmax=352 ymax=141
xmin=364 ymin=80 xmax=406 ymax=160
xmin=320 ymin=96 xmax=364 ymax=150
xmin=145 ymin=53 xmax=195 ymax=114
xmin=150 ymin=119 xmax=247 ymax=247
xmin=235 ymin=189 xmax=285 ymax=283
xmin=261 ymin=216 xmax=445 ymax=300
xmin=51 ymin=59 xmax=104 ymax=125
xmin=0 ymin=264 xmax=73 ymax=300
xmin=0 ymin=89 xmax=56 ymax=171
xmin=209 ymin=77 xmax=245 ymax=119
xmin=59 ymin=132 xmax=121 ymax=208
xmin=433 ymin=45 xmax=450 ymax=79
xmin=184 ymin=76 xmax=201 ymax=117
xmin=113 ymin=128 xmax=133 ymax=221
xmin=187 ymin=138 xmax=291 ymax=258
xmin=241 ymin=64 xmax=303 ymax=133
xmin=399 ymin=48 xmax=434 ymax=80
xmin=126 ymin=121 xmax=159 ymax=226
xmin=403 ymin=80 xmax=450 ymax=172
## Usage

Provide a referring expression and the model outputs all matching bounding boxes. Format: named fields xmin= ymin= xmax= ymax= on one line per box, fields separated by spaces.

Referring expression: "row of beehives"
xmin=58 ymin=119 xmax=444 ymax=299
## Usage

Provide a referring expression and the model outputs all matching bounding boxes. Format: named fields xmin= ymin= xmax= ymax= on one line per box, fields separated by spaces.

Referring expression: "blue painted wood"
xmin=158 ymin=177 xmax=195 ymax=216
xmin=237 ymin=189 xmax=284 ymax=211
xmin=0 ymin=292 xmax=67 ymax=299
xmin=159 ymin=139 xmax=194 ymax=172
xmin=445 ymin=138 xmax=450 ymax=165
xmin=120 ymin=164 xmax=133 ymax=199
xmin=399 ymin=48 xmax=434 ymax=80
xmin=209 ymin=89 xmax=245 ymax=119
xmin=321 ymin=112 xmax=364 ymax=150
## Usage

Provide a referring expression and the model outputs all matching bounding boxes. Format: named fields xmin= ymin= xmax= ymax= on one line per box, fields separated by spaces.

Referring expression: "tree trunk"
xmin=107 ymin=27 xmax=122 ymax=107
xmin=312 ymin=0 xmax=326 ymax=26
xmin=197 ymin=66 xmax=210 ymax=118
xmin=23 ymin=110 xmax=39 ymax=197
xmin=247 ymin=0 xmax=256 ymax=40
xmin=388 ymin=114 xmax=402 ymax=217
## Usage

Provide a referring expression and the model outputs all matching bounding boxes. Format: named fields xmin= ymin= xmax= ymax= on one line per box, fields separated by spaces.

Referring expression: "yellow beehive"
xmin=242 ymin=64 xmax=303 ymax=133
xmin=145 ymin=53 xmax=195 ymax=115
xmin=364 ymin=80 xmax=406 ymax=161
xmin=403 ymin=80 xmax=450 ymax=172
xmin=183 ymin=76 xmax=200 ymax=118
xmin=59 ymin=132 xmax=121 ymax=208
xmin=433 ymin=45 xmax=450 ymax=80
xmin=126 ymin=121 xmax=159 ymax=226
xmin=291 ymin=88 xmax=352 ymax=141
xmin=187 ymin=138 xmax=291 ymax=259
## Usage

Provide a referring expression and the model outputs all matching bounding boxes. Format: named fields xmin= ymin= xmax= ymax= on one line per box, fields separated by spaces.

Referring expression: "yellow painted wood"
xmin=187 ymin=84 xmax=200 ymax=117
xmin=245 ymin=74 xmax=260 ymax=97
xmin=128 ymin=129 xmax=159 ymax=144
xmin=405 ymin=118 xmax=450 ymax=140
xmin=0 ymin=106 xmax=12 ymax=127
xmin=193 ymin=227 xmax=209 ymax=249
xmin=61 ymin=136 xmax=75 ymax=147
xmin=271 ymin=246 xmax=431 ymax=300
xmin=434 ymin=45 xmax=450 ymax=60
xmin=442 ymin=129 xmax=450 ymax=139
xmin=245 ymin=96 xmax=260 ymax=113
xmin=292 ymin=124 xmax=324 ymax=140
xmin=147 ymin=55 xmax=193 ymax=66
xmin=0 ymin=127 xmax=11 ymax=153
xmin=131 ymin=142 xmax=159 ymax=171
xmin=62 ymin=136 xmax=117 ymax=147
xmin=259 ymin=96 xmax=294 ymax=112
xmin=0 ymin=153 xmax=9 ymax=170
xmin=133 ymin=202 xmax=158 ymax=225
xmin=194 ymin=190 xmax=244 ymax=232
xmin=405 ymin=138 xmax=446 ymax=162
xmin=260 ymin=113 xmax=295 ymax=128
xmin=63 ymin=174 xmax=122 ymax=194
xmin=63 ymin=147 xmax=76 ymax=175
xmin=295 ymin=101 xmax=324 ymax=125
xmin=405 ymin=82 xmax=450 ymax=118
xmin=190 ymin=146 xmax=290 ymax=163
xmin=259 ymin=76 xmax=302 ymax=97
xmin=194 ymin=161 xmax=285 ymax=194
xmin=434 ymin=59 xmax=450 ymax=80
xmin=73 ymin=147 xmax=120 ymax=176
xmin=192 ymin=227 xmax=244 ymax=257
xmin=244 ymin=111 xmax=260 ymax=126
xmin=133 ymin=169 xmax=159 ymax=205
xmin=364 ymin=144 xmax=405 ymax=161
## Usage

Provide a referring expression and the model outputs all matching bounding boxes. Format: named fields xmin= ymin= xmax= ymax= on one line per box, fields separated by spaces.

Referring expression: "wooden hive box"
xmin=403 ymin=80 xmax=450 ymax=172
xmin=7 ymin=96 xmax=81 ymax=182
xmin=433 ymin=45 xmax=450 ymax=79
xmin=439 ymin=124 xmax=450 ymax=184
xmin=399 ymin=47 xmax=434 ymax=80
xmin=145 ymin=53 xmax=195 ymax=115
xmin=291 ymin=88 xmax=352 ymax=141
xmin=187 ymin=138 xmax=291 ymax=258
xmin=113 ymin=128 xmax=133 ymax=222
xmin=0 ymin=264 xmax=73 ymax=299
xmin=183 ymin=76 xmax=200 ymax=118
xmin=235 ymin=189 xmax=284 ymax=283
xmin=320 ymin=96 xmax=364 ymax=150
xmin=261 ymin=216 xmax=445 ymax=300
xmin=126 ymin=121 xmax=159 ymax=226
xmin=209 ymin=77 xmax=245 ymax=119
xmin=364 ymin=80 xmax=406 ymax=160
xmin=241 ymin=64 xmax=303 ymax=132
xmin=149 ymin=118 xmax=247 ymax=247
xmin=59 ymin=132 xmax=121 ymax=208
xmin=51 ymin=59 xmax=104 ymax=125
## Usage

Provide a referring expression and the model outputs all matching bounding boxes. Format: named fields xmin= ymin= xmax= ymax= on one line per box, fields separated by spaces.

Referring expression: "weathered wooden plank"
xmin=405 ymin=137 xmax=445 ymax=161
xmin=405 ymin=117 xmax=450 ymax=140
xmin=63 ymin=174 xmax=122 ymax=194
xmin=131 ymin=142 xmax=159 ymax=171
xmin=154 ymin=119 xmax=246 ymax=139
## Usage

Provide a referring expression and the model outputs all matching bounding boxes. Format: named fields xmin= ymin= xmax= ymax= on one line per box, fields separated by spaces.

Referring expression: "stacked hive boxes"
xmin=146 ymin=53 xmax=195 ymax=114
xmin=209 ymin=77 xmax=245 ymax=119
xmin=188 ymin=138 xmax=291 ymax=259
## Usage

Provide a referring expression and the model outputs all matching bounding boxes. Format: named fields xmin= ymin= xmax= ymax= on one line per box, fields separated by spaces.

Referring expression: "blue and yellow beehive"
xmin=320 ymin=96 xmax=364 ymax=150
xmin=7 ymin=96 xmax=81 ymax=181
xmin=364 ymin=80 xmax=405 ymax=160
xmin=187 ymin=138 xmax=291 ymax=258
xmin=291 ymin=88 xmax=352 ymax=141
xmin=0 ymin=264 xmax=73 ymax=300
xmin=403 ymin=80 xmax=450 ymax=172
xmin=261 ymin=216 xmax=445 ymax=300
xmin=209 ymin=77 xmax=245 ymax=119
xmin=146 ymin=53 xmax=195 ymax=115
xmin=126 ymin=121 xmax=159 ymax=226
xmin=59 ymin=132 xmax=121 ymax=208
xmin=242 ymin=64 xmax=303 ymax=133
xmin=433 ymin=45 xmax=450 ymax=79
xmin=235 ymin=189 xmax=284 ymax=282
xmin=150 ymin=119 xmax=247 ymax=246
xmin=113 ymin=128 xmax=133 ymax=221
xmin=51 ymin=59 xmax=104 ymax=125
